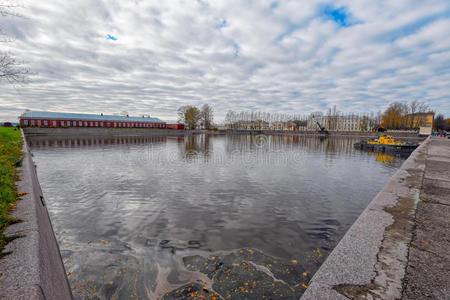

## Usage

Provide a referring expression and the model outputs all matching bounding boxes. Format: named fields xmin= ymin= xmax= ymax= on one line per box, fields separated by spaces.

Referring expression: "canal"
xmin=28 ymin=134 xmax=406 ymax=299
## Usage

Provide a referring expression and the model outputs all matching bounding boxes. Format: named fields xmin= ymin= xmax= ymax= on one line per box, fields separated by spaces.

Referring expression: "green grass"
xmin=0 ymin=127 xmax=23 ymax=257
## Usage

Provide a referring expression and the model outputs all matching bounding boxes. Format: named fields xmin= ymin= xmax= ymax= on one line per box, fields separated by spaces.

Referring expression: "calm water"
xmin=29 ymin=134 xmax=405 ymax=299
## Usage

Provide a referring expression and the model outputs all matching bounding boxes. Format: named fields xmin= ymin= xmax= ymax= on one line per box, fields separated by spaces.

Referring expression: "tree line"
xmin=381 ymin=100 xmax=432 ymax=130
xmin=224 ymin=109 xmax=380 ymax=130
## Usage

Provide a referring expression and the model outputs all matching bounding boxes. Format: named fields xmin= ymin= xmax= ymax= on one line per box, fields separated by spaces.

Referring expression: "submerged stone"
xmin=166 ymin=248 xmax=310 ymax=299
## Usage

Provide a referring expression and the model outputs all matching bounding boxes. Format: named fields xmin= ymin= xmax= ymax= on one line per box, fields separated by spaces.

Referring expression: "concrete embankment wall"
xmin=262 ymin=130 xmax=424 ymax=139
xmin=24 ymin=127 xmax=424 ymax=140
xmin=0 ymin=130 xmax=72 ymax=299
xmin=302 ymin=137 xmax=431 ymax=299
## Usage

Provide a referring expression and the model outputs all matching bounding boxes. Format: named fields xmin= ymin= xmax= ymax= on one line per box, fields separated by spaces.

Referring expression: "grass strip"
xmin=0 ymin=127 xmax=23 ymax=257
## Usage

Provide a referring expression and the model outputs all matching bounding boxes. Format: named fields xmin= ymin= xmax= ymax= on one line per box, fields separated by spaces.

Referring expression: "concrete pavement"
xmin=402 ymin=137 xmax=450 ymax=299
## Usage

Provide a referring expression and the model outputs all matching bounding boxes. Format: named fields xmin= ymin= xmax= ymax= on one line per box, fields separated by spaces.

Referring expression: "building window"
xmin=100 ymin=122 xmax=103 ymax=127
xmin=61 ymin=121 xmax=65 ymax=126
xmin=53 ymin=121 xmax=57 ymax=126
xmin=31 ymin=120 xmax=35 ymax=126
xmin=44 ymin=121 xmax=48 ymax=126
xmin=24 ymin=120 xmax=28 ymax=125
xmin=84 ymin=122 xmax=88 ymax=126
xmin=68 ymin=121 xmax=71 ymax=126
xmin=95 ymin=122 xmax=98 ymax=127
xmin=90 ymin=122 xmax=93 ymax=127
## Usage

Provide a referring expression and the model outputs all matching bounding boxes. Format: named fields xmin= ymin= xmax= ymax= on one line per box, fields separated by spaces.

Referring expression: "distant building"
xmin=271 ymin=121 xmax=297 ymax=131
xmin=165 ymin=120 xmax=185 ymax=130
xmin=227 ymin=120 xmax=270 ymax=130
xmin=405 ymin=112 xmax=434 ymax=129
xmin=19 ymin=111 xmax=183 ymax=129
xmin=307 ymin=115 xmax=370 ymax=132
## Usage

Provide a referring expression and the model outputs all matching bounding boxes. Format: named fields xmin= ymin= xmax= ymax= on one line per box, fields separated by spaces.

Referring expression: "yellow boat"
xmin=354 ymin=135 xmax=418 ymax=153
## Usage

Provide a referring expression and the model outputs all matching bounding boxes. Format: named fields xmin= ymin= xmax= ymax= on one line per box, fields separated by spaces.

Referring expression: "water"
xmin=28 ymin=134 xmax=406 ymax=299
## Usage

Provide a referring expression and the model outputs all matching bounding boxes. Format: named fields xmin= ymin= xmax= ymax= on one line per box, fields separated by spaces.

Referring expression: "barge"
xmin=354 ymin=135 xmax=419 ymax=153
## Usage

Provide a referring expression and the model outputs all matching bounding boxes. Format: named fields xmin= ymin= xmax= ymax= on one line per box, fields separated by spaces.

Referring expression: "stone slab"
xmin=402 ymin=138 xmax=450 ymax=299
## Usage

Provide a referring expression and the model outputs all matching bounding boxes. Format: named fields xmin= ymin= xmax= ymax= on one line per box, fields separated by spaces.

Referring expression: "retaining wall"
xmin=302 ymin=136 xmax=431 ymax=299
xmin=0 ymin=130 xmax=72 ymax=299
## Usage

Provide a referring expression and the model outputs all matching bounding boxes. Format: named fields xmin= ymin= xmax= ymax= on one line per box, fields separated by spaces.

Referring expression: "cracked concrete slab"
xmin=402 ymin=138 xmax=450 ymax=299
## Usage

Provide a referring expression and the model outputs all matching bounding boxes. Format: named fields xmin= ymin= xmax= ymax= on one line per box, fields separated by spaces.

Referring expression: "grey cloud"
xmin=0 ymin=0 xmax=449 ymax=122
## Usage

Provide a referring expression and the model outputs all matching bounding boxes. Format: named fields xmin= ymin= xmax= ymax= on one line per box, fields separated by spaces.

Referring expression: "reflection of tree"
xmin=224 ymin=135 xmax=357 ymax=155
xmin=180 ymin=135 xmax=212 ymax=160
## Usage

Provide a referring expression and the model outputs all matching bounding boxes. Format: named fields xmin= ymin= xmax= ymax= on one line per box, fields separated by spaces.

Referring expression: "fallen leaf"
xmin=420 ymin=240 xmax=430 ymax=246
xmin=301 ymin=283 xmax=308 ymax=289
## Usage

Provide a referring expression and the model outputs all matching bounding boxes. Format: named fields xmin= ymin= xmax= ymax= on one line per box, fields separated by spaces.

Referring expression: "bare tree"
xmin=201 ymin=104 xmax=214 ymax=130
xmin=434 ymin=114 xmax=447 ymax=131
xmin=0 ymin=2 xmax=30 ymax=83
xmin=407 ymin=100 xmax=429 ymax=129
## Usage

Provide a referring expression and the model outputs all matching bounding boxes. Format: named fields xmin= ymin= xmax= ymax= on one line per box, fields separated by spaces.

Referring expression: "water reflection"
xmin=28 ymin=134 xmax=406 ymax=299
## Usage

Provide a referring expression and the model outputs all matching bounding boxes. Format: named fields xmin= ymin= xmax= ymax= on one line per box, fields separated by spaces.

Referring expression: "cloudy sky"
xmin=1 ymin=0 xmax=449 ymax=122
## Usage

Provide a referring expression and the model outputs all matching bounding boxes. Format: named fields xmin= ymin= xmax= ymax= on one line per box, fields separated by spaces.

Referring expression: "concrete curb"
xmin=0 ymin=130 xmax=72 ymax=299
xmin=301 ymin=136 xmax=431 ymax=299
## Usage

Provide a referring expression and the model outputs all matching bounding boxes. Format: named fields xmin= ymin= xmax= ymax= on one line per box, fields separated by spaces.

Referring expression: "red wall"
xmin=20 ymin=119 xmax=170 ymax=129
xmin=166 ymin=124 xmax=185 ymax=130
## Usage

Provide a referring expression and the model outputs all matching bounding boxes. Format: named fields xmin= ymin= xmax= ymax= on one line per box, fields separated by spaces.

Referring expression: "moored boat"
xmin=354 ymin=135 xmax=419 ymax=153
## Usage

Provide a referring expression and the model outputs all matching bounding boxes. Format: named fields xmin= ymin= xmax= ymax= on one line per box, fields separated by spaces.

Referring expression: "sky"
xmin=1 ymin=0 xmax=449 ymax=122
